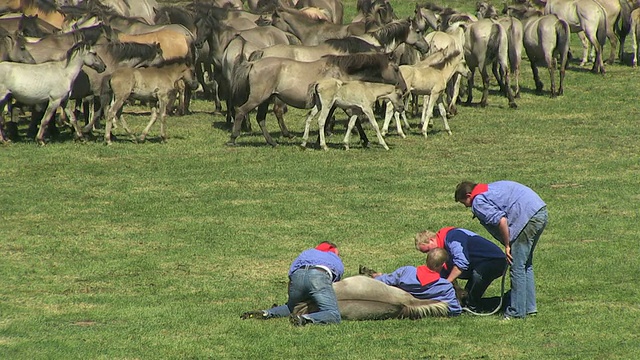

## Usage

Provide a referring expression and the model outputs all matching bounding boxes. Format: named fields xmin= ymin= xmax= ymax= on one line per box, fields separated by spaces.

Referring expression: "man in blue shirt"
xmin=415 ymin=227 xmax=507 ymax=312
xmin=455 ymin=180 xmax=548 ymax=320
xmin=370 ymin=248 xmax=462 ymax=316
xmin=241 ymin=241 xmax=345 ymax=326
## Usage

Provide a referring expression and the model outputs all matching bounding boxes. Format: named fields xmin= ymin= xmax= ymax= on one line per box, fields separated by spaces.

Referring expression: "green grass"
xmin=1 ymin=1 xmax=640 ymax=359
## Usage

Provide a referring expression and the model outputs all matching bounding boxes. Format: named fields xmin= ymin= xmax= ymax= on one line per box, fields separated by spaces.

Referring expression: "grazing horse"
xmin=0 ymin=28 xmax=35 ymax=63
xmin=228 ymin=52 xmax=407 ymax=147
xmin=541 ymin=0 xmax=608 ymax=74
xmin=292 ymin=276 xmax=450 ymax=320
xmin=0 ymin=42 xmax=106 ymax=144
xmin=0 ymin=0 xmax=66 ymax=29
xmin=270 ymin=7 xmax=367 ymax=46
xmin=505 ymin=4 xmax=570 ymax=97
xmin=102 ymin=61 xmax=199 ymax=144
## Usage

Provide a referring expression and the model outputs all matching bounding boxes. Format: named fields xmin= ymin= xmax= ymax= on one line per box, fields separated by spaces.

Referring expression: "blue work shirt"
xmin=375 ymin=266 xmax=462 ymax=316
xmin=289 ymin=248 xmax=344 ymax=282
xmin=471 ymin=181 xmax=546 ymax=243
xmin=442 ymin=228 xmax=506 ymax=276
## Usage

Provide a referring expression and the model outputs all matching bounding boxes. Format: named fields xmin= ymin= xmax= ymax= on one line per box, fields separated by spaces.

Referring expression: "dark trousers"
xmin=460 ymin=258 xmax=508 ymax=307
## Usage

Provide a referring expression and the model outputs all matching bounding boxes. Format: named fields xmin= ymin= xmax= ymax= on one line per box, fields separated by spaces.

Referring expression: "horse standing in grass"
xmin=0 ymin=42 xmax=106 ymax=144
xmin=101 ymin=61 xmax=199 ymax=145
xmin=228 ymin=52 xmax=407 ymax=147
xmin=302 ymin=79 xmax=405 ymax=150
xmin=504 ymin=4 xmax=570 ymax=97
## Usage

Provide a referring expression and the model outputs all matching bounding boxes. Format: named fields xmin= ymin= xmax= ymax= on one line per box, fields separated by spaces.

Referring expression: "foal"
xmin=102 ymin=61 xmax=199 ymax=145
xmin=302 ymin=79 xmax=405 ymax=150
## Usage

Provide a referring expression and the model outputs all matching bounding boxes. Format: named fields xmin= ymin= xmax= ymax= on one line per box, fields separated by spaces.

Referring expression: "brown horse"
xmin=102 ymin=61 xmax=199 ymax=144
xmin=0 ymin=0 xmax=66 ymax=29
xmin=228 ymin=52 xmax=407 ymax=147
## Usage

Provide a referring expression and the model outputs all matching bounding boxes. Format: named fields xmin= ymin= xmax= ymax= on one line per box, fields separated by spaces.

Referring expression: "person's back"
xmin=373 ymin=248 xmax=462 ymax=316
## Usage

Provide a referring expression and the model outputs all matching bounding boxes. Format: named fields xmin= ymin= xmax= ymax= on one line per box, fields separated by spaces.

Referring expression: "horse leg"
xmin=500 ymin=61 xmax=517 ymax=108
xmin=437 ymin=100 xmax=451 ymax=136
xmin=491 ymin=62 xmax=505 ymax=93
xmin=273 ymin=99 xmax=292 ymax=138
xmin=420 ymin=93 xmax=437 ymax=138
xmin=62 ymin=99 xmax=85 ymax=142
xmin=466 ymin=68 xmax=475 ymax=105
xmin=0 ymin=98 xmax=9 ymax=143
xmin=140 ymin=105 xmax=159 ymax=143
xmin=354 ymin=116 xmax=370 ymax=148
xmin=578 ymin=31 xmax=589 ymax=66
xmin=35 ymin=100 xmax=62 ymax=145
xmin=342 ymin=114 xmax=359 ymax=150
xmin=255 ymin=101 xmax=277 ymax=147
xmin=606 ymin=24 xmax=618 ymax=65
xmin=362 ymin=108 xmax=389 ymax=150
xmin=447 ymin=74 xmax=461 ymax=116
xmin=301 ymin=105 xmax=320 ymax=149
xmin=531 ymin=61 xmax=544 ymax=95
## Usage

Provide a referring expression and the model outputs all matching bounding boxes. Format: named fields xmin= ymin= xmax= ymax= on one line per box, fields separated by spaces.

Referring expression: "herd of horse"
xmin=0 ymin=0 xmax=639 ymax=152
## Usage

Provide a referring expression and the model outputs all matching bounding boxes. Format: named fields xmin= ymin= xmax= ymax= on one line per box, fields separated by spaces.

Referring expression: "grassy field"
xmin=1 ymin=1 xmax=639 ymax=359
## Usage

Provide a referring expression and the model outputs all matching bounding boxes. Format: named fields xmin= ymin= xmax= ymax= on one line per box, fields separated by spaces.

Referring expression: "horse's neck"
xmin=63 ymin=52 xmax=88 ymax=79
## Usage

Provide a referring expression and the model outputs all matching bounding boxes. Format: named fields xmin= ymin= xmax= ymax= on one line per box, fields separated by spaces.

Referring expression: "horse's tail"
xmin=307 ymin=82 xmax=319 ymax=110
xmin=399 ymin=300 xmax=451 ymax=319
xmin=486 ymin=22 xmax=503 ymax=63
xmin=248 ymin=49 xmax=264 ymax=62
xmin=555 ymin=18 xmax=570 ymax=70
xmin=596 ymin=9 xmax=608 ymax=48
xmin=231 ymin=51 xmax=252 ymax=108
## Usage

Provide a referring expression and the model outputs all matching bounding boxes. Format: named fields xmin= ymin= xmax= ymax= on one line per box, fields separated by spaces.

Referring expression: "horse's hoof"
xmin=225 ymin=141 xmax=237 ymax=147
xmin=342 ymin=145 xmax=349 ymax=151
xmin=509 ymin=102 xmax=517 ymax=109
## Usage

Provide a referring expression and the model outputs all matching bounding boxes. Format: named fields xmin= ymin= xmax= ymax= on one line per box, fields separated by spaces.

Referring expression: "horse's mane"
xmin=369 ymin=19 xmax=410 ymax=45
xmin=323 ymin=53 xmax=390 ymax=74
xmin=324 ymin=37 xmax=381 ymax=53
xmin=75 ymin=23 xmax=109 ymax=45
xmin=416 ymin=2 xmax=445 ymax=12
xmin=21 ymin=0 xmax=59 ymax=14
xmin=65 ymin=41 xmax=90 ymax=64
xmin=398 ymin=300 xmax=450 ymax=319
xmin=106 ymin=41 xmax=160 ymax=62
xmin=154 ymin=6 xmax=196 ymax=29
xmin=420 ymin=47 xmax=461 ymax=69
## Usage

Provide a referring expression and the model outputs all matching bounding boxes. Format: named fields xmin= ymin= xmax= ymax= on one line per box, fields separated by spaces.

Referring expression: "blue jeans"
xmin=504 ymin=207 xmax=548 ymax=318
xmin=266 ymin=267 xmax=341 ymax=324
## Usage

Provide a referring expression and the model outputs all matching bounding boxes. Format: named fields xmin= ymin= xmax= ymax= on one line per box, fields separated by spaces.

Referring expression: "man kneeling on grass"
xmin=241 ymin=241 xmax=344 ymax=326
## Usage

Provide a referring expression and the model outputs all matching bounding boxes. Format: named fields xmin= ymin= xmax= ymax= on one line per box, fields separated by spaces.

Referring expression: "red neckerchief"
xmin=315 ymin=243 xmax=338 ymax=254
xmin=416 ymin=265 xmax=441 ymax=286
xmin=435 ymin=227 xmax=455 ymax=248
xmin=470 ymin=183 xmax=489 ymax=204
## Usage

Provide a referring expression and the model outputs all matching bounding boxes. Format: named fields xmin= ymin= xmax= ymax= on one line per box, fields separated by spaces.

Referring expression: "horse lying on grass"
xmin=293 ymin=275 xmax=450 ymax=320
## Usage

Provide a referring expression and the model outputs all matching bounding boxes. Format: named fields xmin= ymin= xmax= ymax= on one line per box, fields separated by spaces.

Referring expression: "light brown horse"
xmin=116 ymin=27 xmax=193 ymax=62
xmin=0 ymin=0 xmax=66 ymax=29
xmin=102 ymin=61 xmax=199 ymax=144
xmin=293 ymin=276 xmax=450 ymax=320
xmin=229 ymin=52 xmax=408 ymax=147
